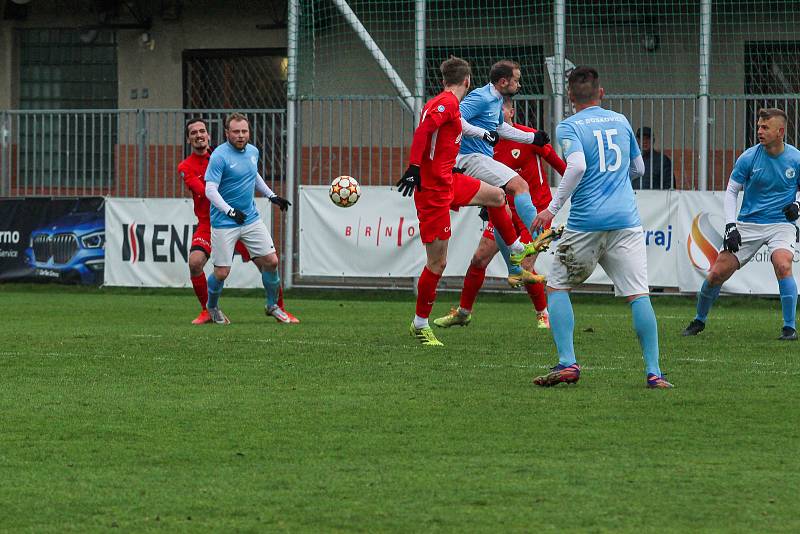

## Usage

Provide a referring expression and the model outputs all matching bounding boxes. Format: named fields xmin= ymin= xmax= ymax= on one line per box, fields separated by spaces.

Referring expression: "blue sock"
xmin=695 ymin=279 xmax=721 ymax=323
xmin=630 ymin=296 xmax=661 ymax=376
xmin=513 ymin=192 xmax=537 ymax=232
xmin=493 ymin=228 xmax=522 ymax=275
xmin=547 ymin=291 xmax=576 ymax=367
xmin=207 ymin=274 xmax=224 ymax=309
xmin=778 ymin=276 xmax=797 ymax=329
xmin=262 ymin=269 xmax=281 ymax=308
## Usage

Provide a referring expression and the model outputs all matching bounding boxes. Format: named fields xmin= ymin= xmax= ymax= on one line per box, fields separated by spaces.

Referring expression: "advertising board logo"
xmin=686 ymin=212 xmax=722 ymax=272
xmin=121 ymin=222 xmax=196 ymax=263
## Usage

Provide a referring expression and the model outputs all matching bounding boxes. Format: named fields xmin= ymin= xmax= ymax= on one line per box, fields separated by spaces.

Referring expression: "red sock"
xmin=415 ymin=266 xmax=442 ymax=318
xmin=191 ymin=273 xmax=208 ymax=310
xmin=525 ymin=268 xmax=547 ymax=312
xmin=460 ymin=264 xmax=486 ymax=311
xmin=278 ymin=286 xmax=284 ymax=308
xmin=486 ymin=205 xmax=518 ymax=245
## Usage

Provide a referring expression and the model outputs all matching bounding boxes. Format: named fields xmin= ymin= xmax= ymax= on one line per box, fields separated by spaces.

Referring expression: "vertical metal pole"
xmin=285 ymin=0 xmax=299 ymax=289
xmin=414 ymin=0 xmax=426 ymax=120
xmin=136 ymin=109 xmax=147 ymax=196
xmin=553 ymin=0 xmax=566 ymax=157
xmin=698 ymin=0 xmax=712 ymax=191
xmin=0 ymin=111 xmax=8 ymax=196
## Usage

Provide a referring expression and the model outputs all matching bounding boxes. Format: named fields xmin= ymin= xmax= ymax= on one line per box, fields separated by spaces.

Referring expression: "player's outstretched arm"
xmin=497 ymin=122 xmax=549 ymax=146
xmin=256 ymin=173 xmax=291 ymax=211
xmin=532 ymin=151 xmax=586 ymax=231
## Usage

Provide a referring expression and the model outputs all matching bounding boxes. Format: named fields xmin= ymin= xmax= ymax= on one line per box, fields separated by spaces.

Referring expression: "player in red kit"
xmin=179 ymin=118 xmax=297 ymax=324
xmin=396 ymin=57 xmax=540 ymax=346
xmin=434 ymin=96 xmax=566 ymax=330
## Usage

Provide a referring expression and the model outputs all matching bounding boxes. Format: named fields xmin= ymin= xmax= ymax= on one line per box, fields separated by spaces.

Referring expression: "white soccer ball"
xmin=329 ymin=175 xmax=361 ymax=208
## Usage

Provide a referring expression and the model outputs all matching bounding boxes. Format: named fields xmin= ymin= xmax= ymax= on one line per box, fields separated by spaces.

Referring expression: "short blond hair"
xmin=225 ymin=112 xmax=249 ymax=129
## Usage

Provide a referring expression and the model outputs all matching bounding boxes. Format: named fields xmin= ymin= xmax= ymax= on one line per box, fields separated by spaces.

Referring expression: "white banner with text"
xmin=105 ymin=197 xmax=273 ymax=288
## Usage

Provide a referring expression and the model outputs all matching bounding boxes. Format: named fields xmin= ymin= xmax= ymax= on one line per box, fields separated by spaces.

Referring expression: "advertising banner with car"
xmin=0 ymin=197 xmax=105 ymax=284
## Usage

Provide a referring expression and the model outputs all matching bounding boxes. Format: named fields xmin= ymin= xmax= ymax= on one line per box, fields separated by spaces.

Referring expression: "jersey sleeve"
xmin=627 ymin=122 xmax=642 ymax=159
xmin=408 ymin=101 xmax=457 ymax=166
xmin=535 ymin=143 xmax=567 ymax=176
xmin=204 ymin=152 xmax=226 ymax=184
xmin=179 ymin=162 xmax=206 ymax=197
xmin=556 ymin=122 xmax=582 ymax=158
xmin=459 ymin=91 xmax=481 ymax=122
xmin=729 ymin=150 xmax=752 ymax=185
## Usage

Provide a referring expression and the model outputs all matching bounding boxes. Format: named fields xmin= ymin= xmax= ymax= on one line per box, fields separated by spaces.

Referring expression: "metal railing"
xmin=3 ymin=95 xmax=800 ymax=198
xmin=0 ymin=109 xmax=286 ymax=198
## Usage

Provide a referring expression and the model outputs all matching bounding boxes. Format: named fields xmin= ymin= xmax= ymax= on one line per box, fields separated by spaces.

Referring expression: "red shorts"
xmin=190 ymin=226 xmax=251 ymax=262
xmin=482 ymin=202 xmax=550 ymax=243
xmin=415 ymin=173 xmax=482 ymax=244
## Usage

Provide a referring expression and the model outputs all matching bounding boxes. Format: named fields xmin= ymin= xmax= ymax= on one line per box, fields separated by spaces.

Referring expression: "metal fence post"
xmin=136 ymin=109 xmax=147 ymax=196
xmin=0 ymin=111 xmax=8 ymax=197
xmin=285 ymin=0 xmax=299 ymax=289
xmin=697 ymin=0 xmax=712 ymax=191
xmin=552 ymin=0 xmax=566 ymax=161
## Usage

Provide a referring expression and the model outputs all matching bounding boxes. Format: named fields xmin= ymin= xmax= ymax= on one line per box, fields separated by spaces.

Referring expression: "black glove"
xmin=226 ymin=208 xmax=246 ymax=225
xmin=483 ymin=131 xmax=499 ymax=147
xmin=452 ymin=166 xmax=466 ymax=174
xmin=270 ymin=195 xmax=291 ymax=212
xmin=478 ymin=206 xmax=489 ymax=222
xmin=532 ymin=130 xmax=550 ymax=147
xmin=723 ymin=223 xmax=741 ymax=253
xmin=783 ymin=201 xmax=800 ymax=222
xmin=396 ymin=165 xmax=421 ymax=197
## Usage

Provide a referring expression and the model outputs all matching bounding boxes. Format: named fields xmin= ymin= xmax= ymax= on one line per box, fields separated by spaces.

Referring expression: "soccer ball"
xmin=329 ymin=176 xmax=361 ymax=208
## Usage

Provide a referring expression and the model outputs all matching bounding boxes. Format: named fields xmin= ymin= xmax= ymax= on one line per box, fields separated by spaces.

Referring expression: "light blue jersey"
xmin=204 ymin=142 xmax=261 ymax=228
xmin=556 ymin=106 xmax=642 ymax=232
xmin=730 ymin=143 xmax=800 ymax=224
xmin=459 ymin=83 xmax=503 ymax=157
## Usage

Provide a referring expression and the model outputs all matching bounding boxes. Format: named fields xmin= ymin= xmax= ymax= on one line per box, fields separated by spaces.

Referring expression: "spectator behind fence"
xmin=634 ymin=127 xmax=674 ymax=189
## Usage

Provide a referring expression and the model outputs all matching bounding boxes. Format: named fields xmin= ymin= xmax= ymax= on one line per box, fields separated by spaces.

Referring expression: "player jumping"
xmin=395 ymin=56 xmax=538 ymax=347
xmin=434 ymin=96 xmax=566 ymax=330
xmin=457 ymin=59 xmax=556 ymax=286
xmin=682 ymin=108 xmax=800 ymax=341
xmin=530 ymin=66 xmax=672 ymax=389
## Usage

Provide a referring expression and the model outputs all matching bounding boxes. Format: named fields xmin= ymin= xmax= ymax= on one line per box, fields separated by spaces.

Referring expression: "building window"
xmin=182 ymin=48 xmax=288 ymax=110
xmin=744 ymin=41 xmax=800 ymax=146
xmin=16 ymin=28 xmax=118 ymax=187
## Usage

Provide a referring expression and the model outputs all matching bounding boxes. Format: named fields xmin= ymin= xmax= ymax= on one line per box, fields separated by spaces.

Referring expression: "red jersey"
xmin=408 ymin=91 xmax=462 ymax=190
xmin=494 ymin=123 xmax=566 ymax=209
xmin=178 ymin=150 xmax=212 ymax=228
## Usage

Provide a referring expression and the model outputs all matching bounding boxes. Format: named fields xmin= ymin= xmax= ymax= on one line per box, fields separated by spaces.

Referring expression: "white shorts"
xmin=455 ymin=152 xmax=518 ymax=187
xmin=732 ymin=221 xmax=797 ymax=267
xmin=211 ymin=220 xmax=275 ymax=267
xmin=548 ymin=226 xmax=649 ymax=297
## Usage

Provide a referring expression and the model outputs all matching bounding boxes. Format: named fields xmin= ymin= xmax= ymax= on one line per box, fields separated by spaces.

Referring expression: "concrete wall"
xmin=0 ymin=0 xmax=286 ymax=110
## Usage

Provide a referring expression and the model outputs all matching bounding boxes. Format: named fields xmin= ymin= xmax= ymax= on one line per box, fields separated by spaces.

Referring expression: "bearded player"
xmin=434 ymin=96 xmax=566 ymax=330
xmin=395 ymin=56 xmax=541 ymax=347
xmin=178 ymin=117 xmax=298 ymax=324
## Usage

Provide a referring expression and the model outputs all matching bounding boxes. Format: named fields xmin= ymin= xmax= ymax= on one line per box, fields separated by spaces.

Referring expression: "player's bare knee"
xmin=188 ymin=254 xmax=206 ymax=276
xmin=258 ymin=254 xmax=279 ymax=272
xmin=470 ymin=253 xmax=490 ymax=269
xmin=505 ymin=176 xmax=528 ymax=195
xmin=213 ymin=266 xmax=230 ymax=281
xmin=427 ymin=259 xmax=446 ymax=274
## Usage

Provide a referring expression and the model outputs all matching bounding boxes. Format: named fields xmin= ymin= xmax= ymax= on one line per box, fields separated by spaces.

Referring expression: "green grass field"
xmin=1 ymin=284 xmax=798 ymax=532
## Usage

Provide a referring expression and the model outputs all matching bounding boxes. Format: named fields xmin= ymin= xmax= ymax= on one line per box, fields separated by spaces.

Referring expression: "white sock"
xmin=509 ymin=238 xmax=524 ymax=254
xmin=413 ymin=315 xmax=429 ymax=329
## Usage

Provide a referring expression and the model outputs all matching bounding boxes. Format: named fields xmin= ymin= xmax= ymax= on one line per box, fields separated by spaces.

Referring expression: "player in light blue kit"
xmin=683 ymin=108 xmax=800 ymax=341
xmin=530 ymin=67 xmax=672 ymax=389
xmin=458 ymin=60 xmax=555 ymax=286
xmin=204 ymin=112 xmax=296 ymax=325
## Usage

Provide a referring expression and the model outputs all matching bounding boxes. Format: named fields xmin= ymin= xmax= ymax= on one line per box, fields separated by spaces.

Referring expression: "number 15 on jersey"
xmin=593 ymin=128 xmax=621 ymax=172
